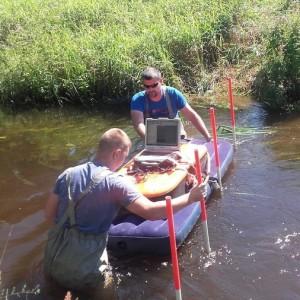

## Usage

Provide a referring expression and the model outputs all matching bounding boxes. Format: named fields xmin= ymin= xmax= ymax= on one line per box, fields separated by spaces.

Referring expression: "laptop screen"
xmin=145 ymin=118 xmax=180 ymax=151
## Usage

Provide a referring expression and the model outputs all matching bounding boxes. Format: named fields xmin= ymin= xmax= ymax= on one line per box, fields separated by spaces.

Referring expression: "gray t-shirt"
xmin=54 ymin=161 xmax=140 ymax=234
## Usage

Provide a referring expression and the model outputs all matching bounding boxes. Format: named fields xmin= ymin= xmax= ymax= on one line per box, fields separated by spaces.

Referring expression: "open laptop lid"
xmin=145 ymin=118 xmax=181 ymax=152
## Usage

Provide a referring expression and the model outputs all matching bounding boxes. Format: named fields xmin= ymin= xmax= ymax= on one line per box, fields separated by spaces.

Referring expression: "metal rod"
xmin=228 ymin=78 xmax=237 ymax=147
xmin=210 ymin=107 xmax=223 ymax=191
xmin=166 ymin=196 xmax=182 ymax=300
xmin=194 ymin=149 xmax=211 ymax=253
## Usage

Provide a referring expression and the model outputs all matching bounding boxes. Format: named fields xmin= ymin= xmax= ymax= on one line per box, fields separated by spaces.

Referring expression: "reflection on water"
xmin=0 ymin=108 xmax=134 ymax=293
xmin=265 ymin=113 xmax=300 ymax=165
xmin=0 ymin=102 xmax=300 ymax=299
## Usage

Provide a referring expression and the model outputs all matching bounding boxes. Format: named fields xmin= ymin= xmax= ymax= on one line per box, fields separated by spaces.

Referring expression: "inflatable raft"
xmin=108 ymin=137 xmax=233 ymax=256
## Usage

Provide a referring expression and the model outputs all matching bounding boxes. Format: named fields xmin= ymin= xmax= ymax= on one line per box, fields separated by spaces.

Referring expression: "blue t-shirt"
xmin=131 ymin=86 xmax=187 ymax=118
xmin=54 ymin=162 xmax=140 ymax=234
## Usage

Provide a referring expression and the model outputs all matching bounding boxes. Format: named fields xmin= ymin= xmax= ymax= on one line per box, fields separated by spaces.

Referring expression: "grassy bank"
xmin=0 ymin=0 xmax=299 ymax=111
xmin=203 ymin=0 xmax=299 ymax=111
xmin=252 ymin=1 xmax=300 ymax=111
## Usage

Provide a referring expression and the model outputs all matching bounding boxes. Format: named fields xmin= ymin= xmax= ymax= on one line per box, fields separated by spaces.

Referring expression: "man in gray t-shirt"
xmin=45 ymin=128 xmax=205 ymax=293
xmin=53 ymin=161 xmax=140 ymax=235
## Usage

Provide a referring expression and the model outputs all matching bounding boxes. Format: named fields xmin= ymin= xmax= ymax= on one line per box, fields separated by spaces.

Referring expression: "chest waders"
xmin=144 ymin=87 xmax=186 ymax=138
xmin=44 ymin=167 xmax=112 ymax=289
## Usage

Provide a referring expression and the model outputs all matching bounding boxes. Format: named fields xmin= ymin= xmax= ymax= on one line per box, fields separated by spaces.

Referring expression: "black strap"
xmin=163 ymin=87 xmax=175 ymax=118
xmin=145 ymin=86 xmax=174 ymax=119
xmin=144 ymin=87 xmax=186 ymax=137
xmin=145 ymin=93 xmax=150 ymax=119
xmin=61 ymin=166 xmax=111 ymax=227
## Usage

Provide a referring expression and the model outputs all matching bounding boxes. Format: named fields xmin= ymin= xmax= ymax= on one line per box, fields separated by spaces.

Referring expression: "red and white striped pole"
xmin=166 ymin=196 xmax=182 ymax=300
xmin=194 ymin=149 xmax=211 ymax=253
xmin=228 ymin=78 xmax=237 ymax=147
xmin=209 ymin=107 xmax=223 ymax=190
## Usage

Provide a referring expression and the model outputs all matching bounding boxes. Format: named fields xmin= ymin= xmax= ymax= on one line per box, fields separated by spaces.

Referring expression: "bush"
xmin=253 ymin=4 xmax=300 ymax=111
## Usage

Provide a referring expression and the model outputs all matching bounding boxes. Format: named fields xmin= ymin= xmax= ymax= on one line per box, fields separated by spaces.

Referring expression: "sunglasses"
xmin=144 ymin=82 xmax=159 ymax=89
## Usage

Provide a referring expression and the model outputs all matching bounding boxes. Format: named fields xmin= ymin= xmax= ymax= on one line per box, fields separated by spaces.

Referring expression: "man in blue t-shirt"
xmin=131 ymin=67 xmax=211 ymax=141
xmin=45 ymin=128 xmax=206 ymax=293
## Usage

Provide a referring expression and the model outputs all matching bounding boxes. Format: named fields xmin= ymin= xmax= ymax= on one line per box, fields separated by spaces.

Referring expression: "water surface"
xmin=0 ymin=102 xmax=300 ymax=299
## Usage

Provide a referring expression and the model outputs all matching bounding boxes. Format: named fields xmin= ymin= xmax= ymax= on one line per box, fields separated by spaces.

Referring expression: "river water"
xmin=0 ymin=100 xmax=300 ymax=300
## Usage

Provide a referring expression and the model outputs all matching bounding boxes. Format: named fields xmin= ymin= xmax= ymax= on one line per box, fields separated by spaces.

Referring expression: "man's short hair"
xmin=98 ymin=128 xmax=131 ymax=153
xmin=141 ymin=67 xmax=162 ymax=80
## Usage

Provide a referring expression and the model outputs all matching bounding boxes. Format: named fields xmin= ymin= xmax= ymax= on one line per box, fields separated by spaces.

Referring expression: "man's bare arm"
xmin=181 ymin=104 xmax=211 ymax=141
xmin=131 ymin=110 xmax=146 ymax=138
xmin=45 ymin=192 xmax=59 ymax=224
xmin=126 ymin=183 xmax=205 ymax=220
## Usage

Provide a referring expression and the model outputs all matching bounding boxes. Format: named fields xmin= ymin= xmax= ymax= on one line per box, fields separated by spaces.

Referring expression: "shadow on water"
xmin=0 ymin=101 xmax=300 ymax=299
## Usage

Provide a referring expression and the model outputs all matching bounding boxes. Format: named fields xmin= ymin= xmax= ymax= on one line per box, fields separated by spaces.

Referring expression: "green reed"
xmin=0 ymin=0 xmax=298 ymax=111
xmin=0 ymin=0 xmax=240 ymax=108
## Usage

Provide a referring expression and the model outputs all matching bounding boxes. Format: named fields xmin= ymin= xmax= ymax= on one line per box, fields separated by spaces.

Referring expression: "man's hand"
xmin=206 ymin=136 xmax=212 ymax=143
xmin=188 ymin=182 xmax=207 ymax=203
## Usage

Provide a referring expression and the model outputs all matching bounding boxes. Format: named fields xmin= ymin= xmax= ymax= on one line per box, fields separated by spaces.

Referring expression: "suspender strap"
xmin=164 ymin=87 xmax=186 ymax=136
xmin=57 ymin=166 xmax=111 ymax=228
xmin=144 ymin=86 xmax=175 ymax=119
xmin=145 ymin=94 xmax=150 ymax=119
xmin=163 ymin=87 xmax=176 ymax=118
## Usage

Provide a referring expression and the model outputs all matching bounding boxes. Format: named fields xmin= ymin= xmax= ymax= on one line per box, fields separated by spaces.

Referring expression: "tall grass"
xmin=0 ymin=0 xmax=298 ymax=111
xmin=0 ymin=0 xmax=240 ymax=108
xmin=253 ymin=1 xmax=300 ymax=111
